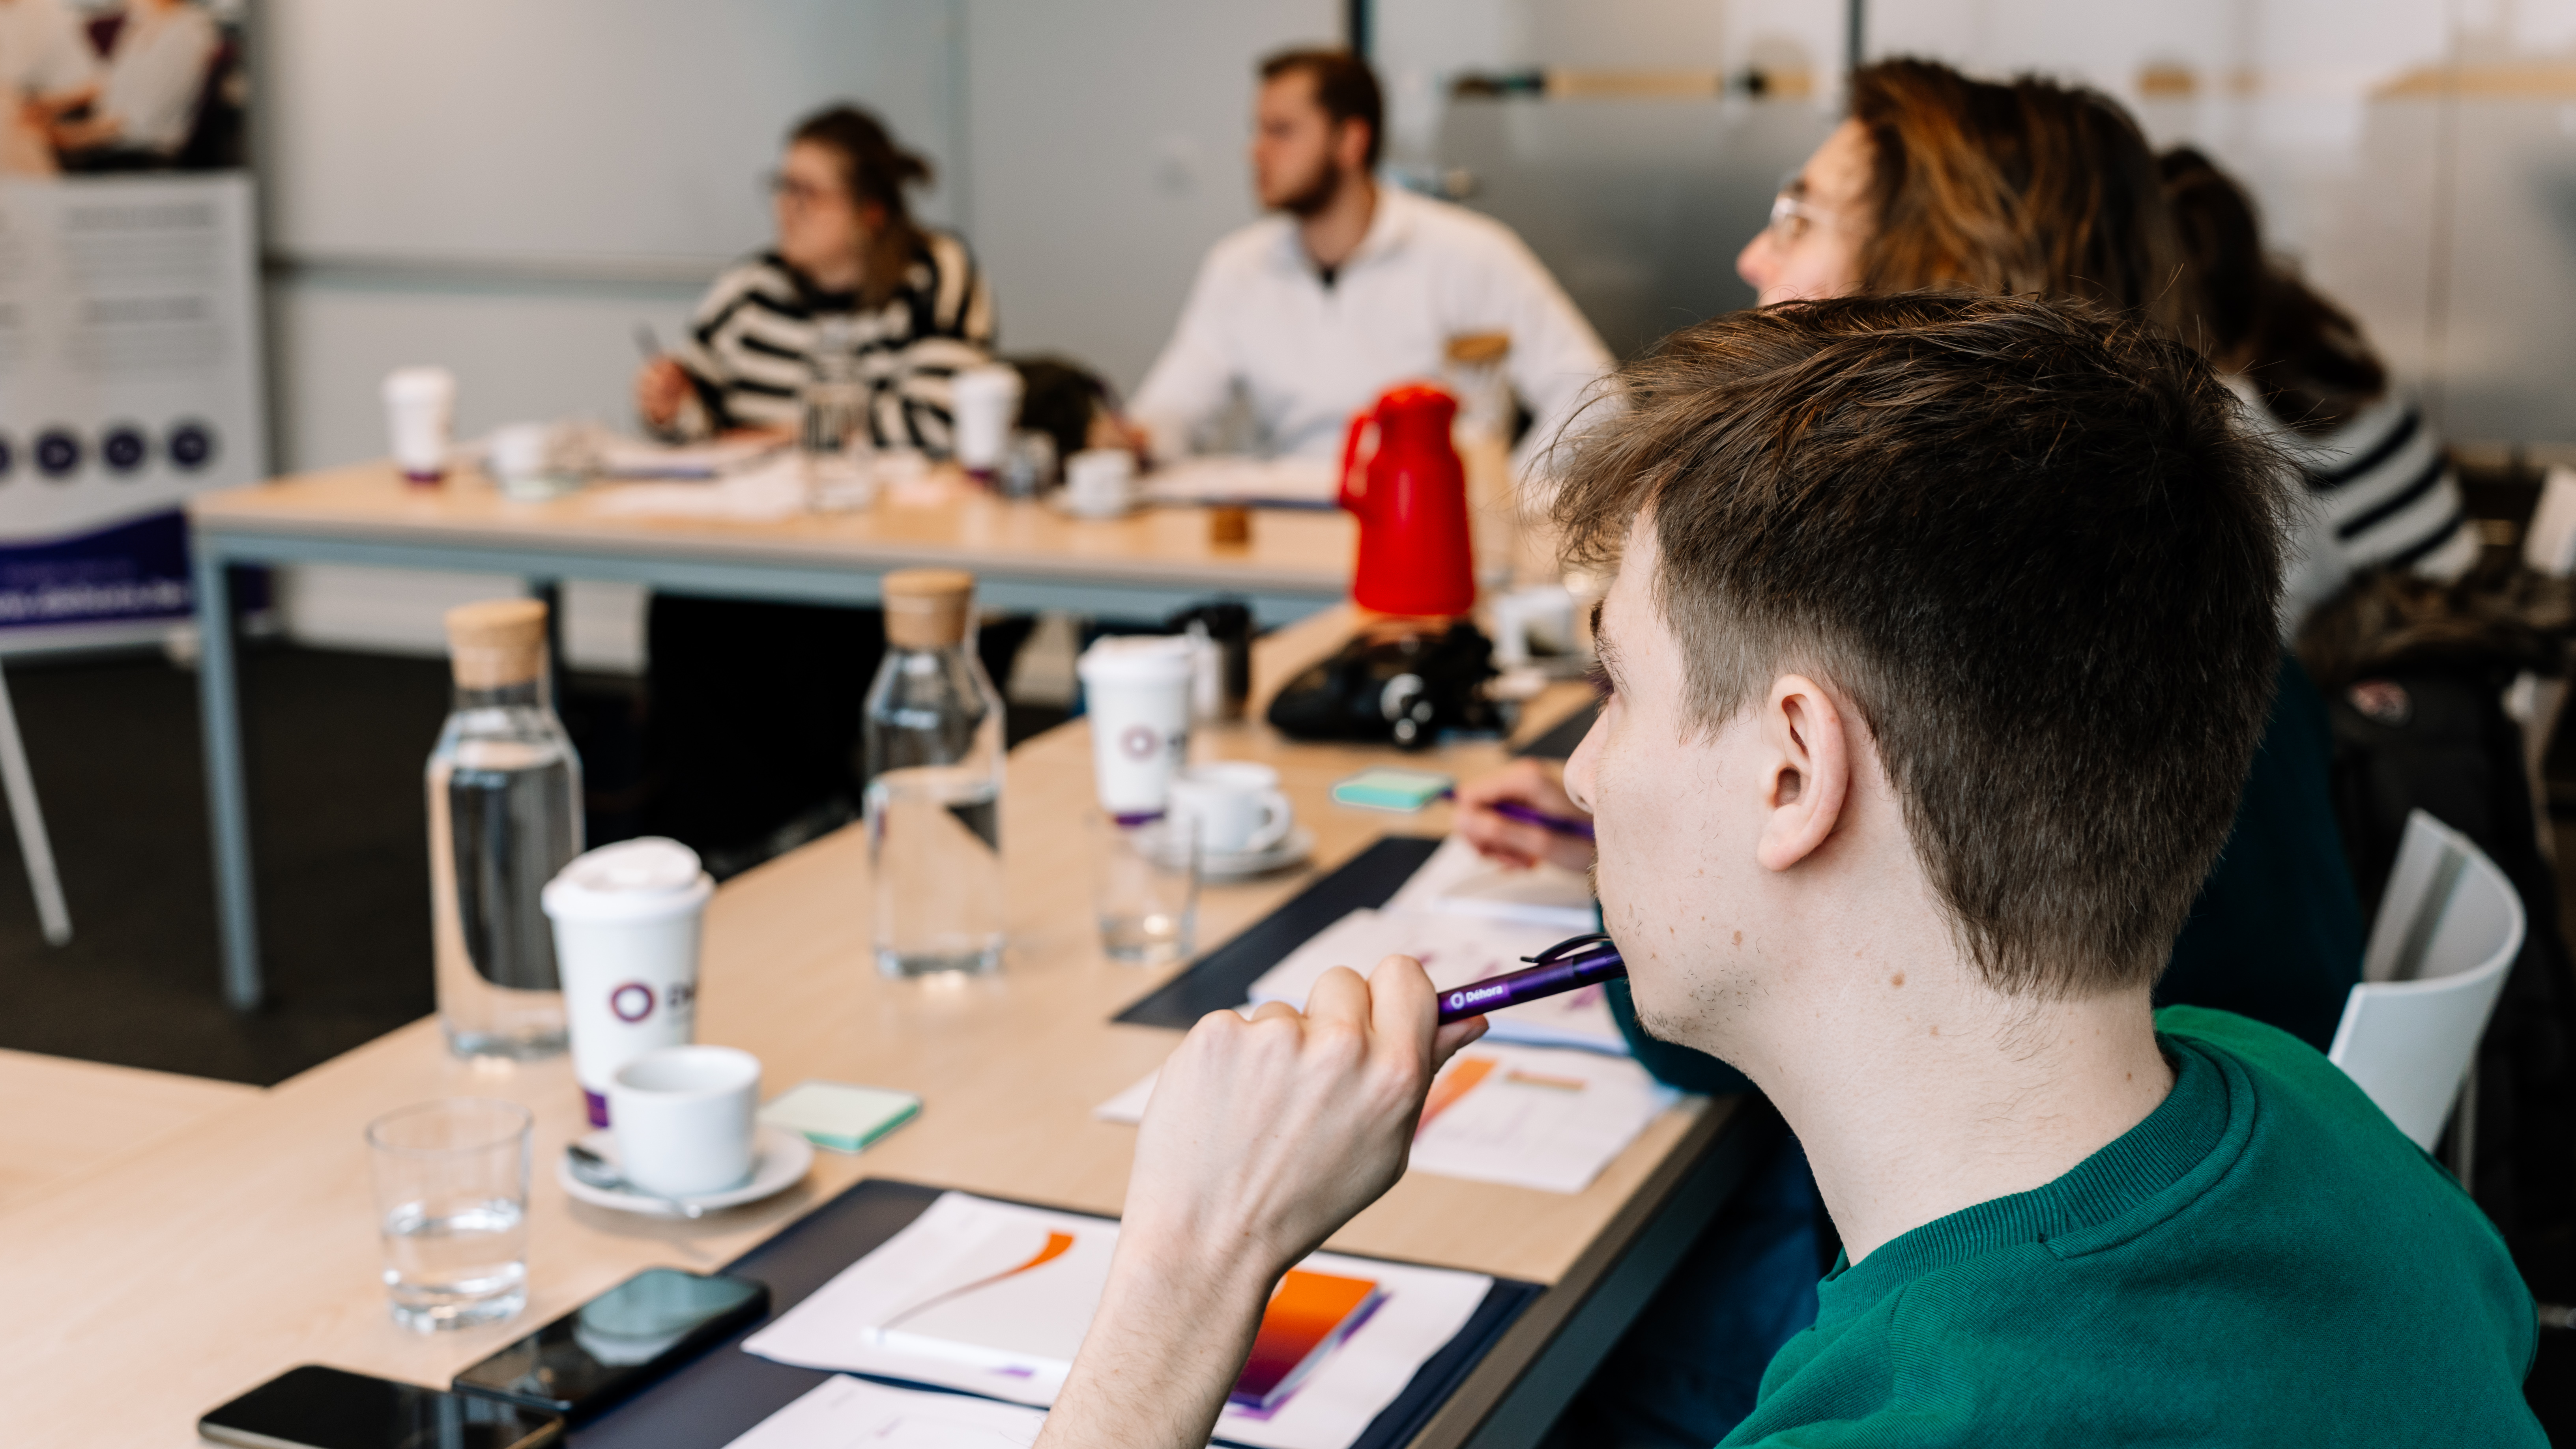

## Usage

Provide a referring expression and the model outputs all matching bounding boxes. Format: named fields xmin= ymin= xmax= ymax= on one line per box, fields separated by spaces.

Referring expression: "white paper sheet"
xmin=1141 ymin=456 xmax=1340 ymax=507
xmin=1382 ymin=835 xmax=1598 ymax=932
xmin=720 ymin=1376 xmax=1048 ymax=1449
xmin=742 ymin=1192 xmax=1491 ymax=1449
xmin=1247 ymin=908 xmax=1626 ymax=1054
xmin=594 ymin=434 xmax=785 ymax=479
xmin=1095 ymin=1042 xmax=1676 ymax=1195
xmin=590 ymin=455 xmax=811 ymax=521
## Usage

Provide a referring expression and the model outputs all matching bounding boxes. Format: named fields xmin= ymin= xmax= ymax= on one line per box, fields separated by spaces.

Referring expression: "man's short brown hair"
xmin=1556 ymin=294 xmax=2286 ymax=997
xmin=1260 ymin=48 xmax=1384 ymax=169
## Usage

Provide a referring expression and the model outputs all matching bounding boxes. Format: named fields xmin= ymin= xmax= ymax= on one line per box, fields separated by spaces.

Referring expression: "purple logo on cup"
xmin=1120 ymin=723 xmax=1159 ymax=760
xmin=610 ymin=982 xmax=656 ymax=1023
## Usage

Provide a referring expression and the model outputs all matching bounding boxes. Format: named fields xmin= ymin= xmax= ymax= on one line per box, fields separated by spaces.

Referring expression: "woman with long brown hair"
xmin=2160 ymin=145 xmax=2477 ymax=583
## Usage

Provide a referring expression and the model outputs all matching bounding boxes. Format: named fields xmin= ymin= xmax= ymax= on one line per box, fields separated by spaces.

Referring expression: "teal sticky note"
xmin=759 ymin=1081 xmax=922 ymax=1154
xmin=1331 ymin=767 xmax=1456 ymax=813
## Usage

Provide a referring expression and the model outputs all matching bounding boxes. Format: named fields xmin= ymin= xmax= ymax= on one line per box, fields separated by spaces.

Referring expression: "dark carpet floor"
xmin=0 ymin=645 xmax=450 ymax=1084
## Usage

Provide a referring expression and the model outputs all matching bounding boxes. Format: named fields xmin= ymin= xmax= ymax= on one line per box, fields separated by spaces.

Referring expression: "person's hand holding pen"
xmin=632 ymin=325 xmax=694 ymax=431
xmin=1455 ymin=758 xmax=1596 ymax=873
xmin=1035 ymin=955 xmax=1487 ymax=1449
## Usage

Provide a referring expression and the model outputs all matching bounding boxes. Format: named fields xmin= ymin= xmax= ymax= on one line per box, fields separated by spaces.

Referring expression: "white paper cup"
xmin=607 ymin=1045 xmax=760 ymax=1199
xmin=1077 ymin=635 xmax=1194 ymax=820
xmin=1064 ymin=448 xmax=1137 ymax=518
xmin=1169 ymin=762 xmax=1293 ymax=855
xmin=543 ymin=837 xmax=715 ymax=1127
xmin=951 ymin=364 xmax=1024 ymax=474
xmin=382 ymin=366 xmax=456 ymax=482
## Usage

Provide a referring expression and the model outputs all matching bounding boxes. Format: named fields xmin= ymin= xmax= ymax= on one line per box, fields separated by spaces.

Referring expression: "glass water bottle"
xmin=428 ymin=598 xmax=584 ymax=1057
xmin=802 ymin=315 xmax=870 ymax=497
xmin=864 ymin=568 xmax=1006 ymax=978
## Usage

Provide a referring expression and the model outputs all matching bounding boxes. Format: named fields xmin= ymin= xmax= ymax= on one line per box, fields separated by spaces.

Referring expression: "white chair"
xmin=2328 ymin=810 xmax=2522 ymax=1177
xmin=0 ymin=662 xmax=68 ymax=946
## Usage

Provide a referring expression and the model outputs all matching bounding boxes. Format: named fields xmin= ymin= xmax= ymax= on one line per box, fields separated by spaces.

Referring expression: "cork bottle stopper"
xmin=882 ymin=568 xmax=976 ymax=649
xmin=1446 ymin=331 xmax=1511 ymax=365
xmin=445 ymin=598 xmax=548 ymax=688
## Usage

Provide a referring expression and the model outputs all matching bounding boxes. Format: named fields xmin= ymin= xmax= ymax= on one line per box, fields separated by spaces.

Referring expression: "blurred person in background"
xmin=2161 ymin=146 xmax=2477 ymax=587
xmin=1125 ymin=47 xmax=1609 ymax=475
xmin=1469 ymin=59 xmax=2370 ymax=1449
xmin=636 ymin=105 xmax=1019 ymax=878
xmin=0 ymin=0 xmax=94 ymax=172
xmin=48 ymin=0 xmax=216 ymax=169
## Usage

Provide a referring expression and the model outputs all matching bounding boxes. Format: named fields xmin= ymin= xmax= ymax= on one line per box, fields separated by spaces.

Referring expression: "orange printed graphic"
xmin=881 ymin=1230 xmax=1076 ymax=1330
xmin=1232 ymin=1267 xmax=1383 ymax=1409
xmin=1415 ymin=1056 xmax=1498 ymax=1136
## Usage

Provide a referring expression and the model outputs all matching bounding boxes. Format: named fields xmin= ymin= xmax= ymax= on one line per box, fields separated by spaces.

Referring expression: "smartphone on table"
xmin=198 ymin=1365 xmax=561 ymax=1449
xmin=450 ymin=1267 xmax=769 ymax=1420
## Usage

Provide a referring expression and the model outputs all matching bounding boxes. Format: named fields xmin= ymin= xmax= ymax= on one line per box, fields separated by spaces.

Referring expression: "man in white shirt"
xmin=1128 ymin=49 xmax=1611 ymax=471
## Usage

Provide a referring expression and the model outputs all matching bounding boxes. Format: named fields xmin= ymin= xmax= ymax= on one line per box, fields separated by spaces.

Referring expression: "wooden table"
xmin=0 ymin=1050 xmax=259 ymax=1210
xmin=187 ymin=461 xmax=1358 ymax=1010
xmin=0 ymin=614 xmax=1755 ymax=1449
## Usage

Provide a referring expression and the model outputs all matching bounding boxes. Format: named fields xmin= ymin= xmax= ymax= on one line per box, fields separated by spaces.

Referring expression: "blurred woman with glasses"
xmin=636 ymin=104 xmax=993 ymax=449
xmin=635 ymin=105 xmax=1006 ymax=878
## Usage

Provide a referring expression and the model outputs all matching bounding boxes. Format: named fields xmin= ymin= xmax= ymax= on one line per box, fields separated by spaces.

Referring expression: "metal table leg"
xmin=194 ymin=551 xmax=263 ymax=1010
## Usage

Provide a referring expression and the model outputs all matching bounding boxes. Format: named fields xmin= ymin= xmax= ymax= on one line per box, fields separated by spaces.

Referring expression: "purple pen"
xmin=1437 ymin=933 xmax=1626 ymax=1023
xmin=1446 ymin=790 xmax=1598 ymax=841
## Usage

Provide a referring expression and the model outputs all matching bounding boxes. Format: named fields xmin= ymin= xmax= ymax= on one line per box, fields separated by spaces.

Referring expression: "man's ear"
xmin=1755 ymin=675 xmax=1850 ymax=872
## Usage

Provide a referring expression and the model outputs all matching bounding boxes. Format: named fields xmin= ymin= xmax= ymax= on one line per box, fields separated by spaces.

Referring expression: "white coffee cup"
xmin=951 ymin=364 xmax=1024 ymax=475
xmin=1077 ymin=635 xmax=1194 ymax=819
xmin=1064 ymin=448 xmax=1137 ymax=518
xmin=1490 ymin=583 xmax=1579 ymax=667
xmin=544 ymin=837 xmax=716 ymax=1128
xmin=607 ymin=1045 xmax=760 ymax=1199
xmin=382 ymin=366 xmax=456 ymax=482
xmin=1169 ymin=762 xmax=1293 ymax=856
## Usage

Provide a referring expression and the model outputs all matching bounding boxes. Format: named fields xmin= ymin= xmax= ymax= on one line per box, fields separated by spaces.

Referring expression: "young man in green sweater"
xmin=1030 ymin=294 xmax=2545 ymax=1447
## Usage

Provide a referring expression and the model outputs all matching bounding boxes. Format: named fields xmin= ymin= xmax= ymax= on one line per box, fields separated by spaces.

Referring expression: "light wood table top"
xmin=0 ymin=1051 xmax=260 ymax=1211
xmin=0 ymin=610 xmax=1731 ymax=1446
xmin=189 ymin=460 xmax=1357 ymax=601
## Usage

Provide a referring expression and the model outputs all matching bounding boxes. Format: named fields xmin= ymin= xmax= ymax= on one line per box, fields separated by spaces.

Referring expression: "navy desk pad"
xmin=1512 ymin=698 xmax=1599 ymax=763
xmin=572 ymin=1177 xmax=1541 ymax=1449
xmin=1115 ymin=835 xmax=1444 ymax=1030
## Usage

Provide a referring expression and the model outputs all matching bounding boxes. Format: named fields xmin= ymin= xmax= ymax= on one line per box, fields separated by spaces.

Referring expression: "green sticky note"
xmin=759 ymin=1080 xmax=922 ymax=1154
xmin=1331 ymin=767 xmax=1455 ymax=813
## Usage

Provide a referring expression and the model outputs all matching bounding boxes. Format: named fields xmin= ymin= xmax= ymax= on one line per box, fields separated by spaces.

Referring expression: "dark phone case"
xmin=451 ymin=1273 xmax=771 ymax=1420
xmin=200 ymin=1365 xmax=563 ymax=1449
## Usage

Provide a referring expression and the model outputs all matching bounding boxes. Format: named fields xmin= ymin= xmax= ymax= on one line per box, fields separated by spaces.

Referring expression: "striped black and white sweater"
xmin=666 ymin=231 xmax=996 ymax=453
xmin=2278 ymin=393 xmax=2479 ymax=581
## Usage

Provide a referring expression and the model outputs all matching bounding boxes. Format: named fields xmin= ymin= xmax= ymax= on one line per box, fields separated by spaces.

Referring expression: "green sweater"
xmin=1721 ymin=1007 xmax=2542 ymax=1446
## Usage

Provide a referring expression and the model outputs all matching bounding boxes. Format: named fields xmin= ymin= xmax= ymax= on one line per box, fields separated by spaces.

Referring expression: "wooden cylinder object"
xmin=444 ymin=598 xmax=548 ymax=688
xmin=883 ymin=568 xmax=976 ymax=649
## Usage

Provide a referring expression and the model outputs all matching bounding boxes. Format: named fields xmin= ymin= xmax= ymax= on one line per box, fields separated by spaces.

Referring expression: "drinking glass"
xmin=367 ymin=1098 xmax=532 ymax=1331
xmin=1091 ymin=811 xmax=1198 ymax=966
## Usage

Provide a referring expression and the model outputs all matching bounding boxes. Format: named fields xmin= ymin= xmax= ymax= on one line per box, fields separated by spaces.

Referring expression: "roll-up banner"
xmin=0 ymin=3 xmax=261 ymax=651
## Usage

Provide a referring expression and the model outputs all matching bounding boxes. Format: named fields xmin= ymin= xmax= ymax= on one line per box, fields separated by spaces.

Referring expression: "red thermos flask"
xmin=1338 ymin=383 xmax=1476 ymax=617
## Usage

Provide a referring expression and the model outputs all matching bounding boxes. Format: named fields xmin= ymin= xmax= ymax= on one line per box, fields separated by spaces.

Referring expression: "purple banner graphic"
xmin=0 ymin=510 xmax=191 ymax=627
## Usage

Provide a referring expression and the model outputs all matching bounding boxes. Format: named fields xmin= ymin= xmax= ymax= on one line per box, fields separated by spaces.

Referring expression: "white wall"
xmin=254 ymin=0 xmax=1336 ymax=666
xmin=960 ymin=0 xmax=1341 ymax=394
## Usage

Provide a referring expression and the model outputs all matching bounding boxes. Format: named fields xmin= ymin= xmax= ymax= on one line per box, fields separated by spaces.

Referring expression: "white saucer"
xmin=558 ymin=1124 xmax=814 ymax=1218
xmin=1195 ymin=826 xmax=1315 ymax=882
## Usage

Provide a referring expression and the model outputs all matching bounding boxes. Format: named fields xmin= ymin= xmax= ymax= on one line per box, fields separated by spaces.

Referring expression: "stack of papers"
xmin=593 ymin=434 xmax=785 ymax=479
xmin=590 ymin=455 xmax=812 ymax=522
xmin=1248 ymin=907 xmax=1623 ymax=1054
xmin=1383 ymin=835 xmax=1598 ymax=932
xmin=1096 ymin=1041 xmax=1677 ymax=1195
xmin=741 ymin=1192 xmax=1491 ymax=1449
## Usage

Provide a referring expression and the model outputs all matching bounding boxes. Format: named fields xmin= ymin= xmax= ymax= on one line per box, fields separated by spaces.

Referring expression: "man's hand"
xmin=1036 ymin=955 xmax=1486 ymax=1449
xmin=1456 ymin=758 xmax=1597 ymax=873
xmin=634 ymin=357 xmax=694 ymax=430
